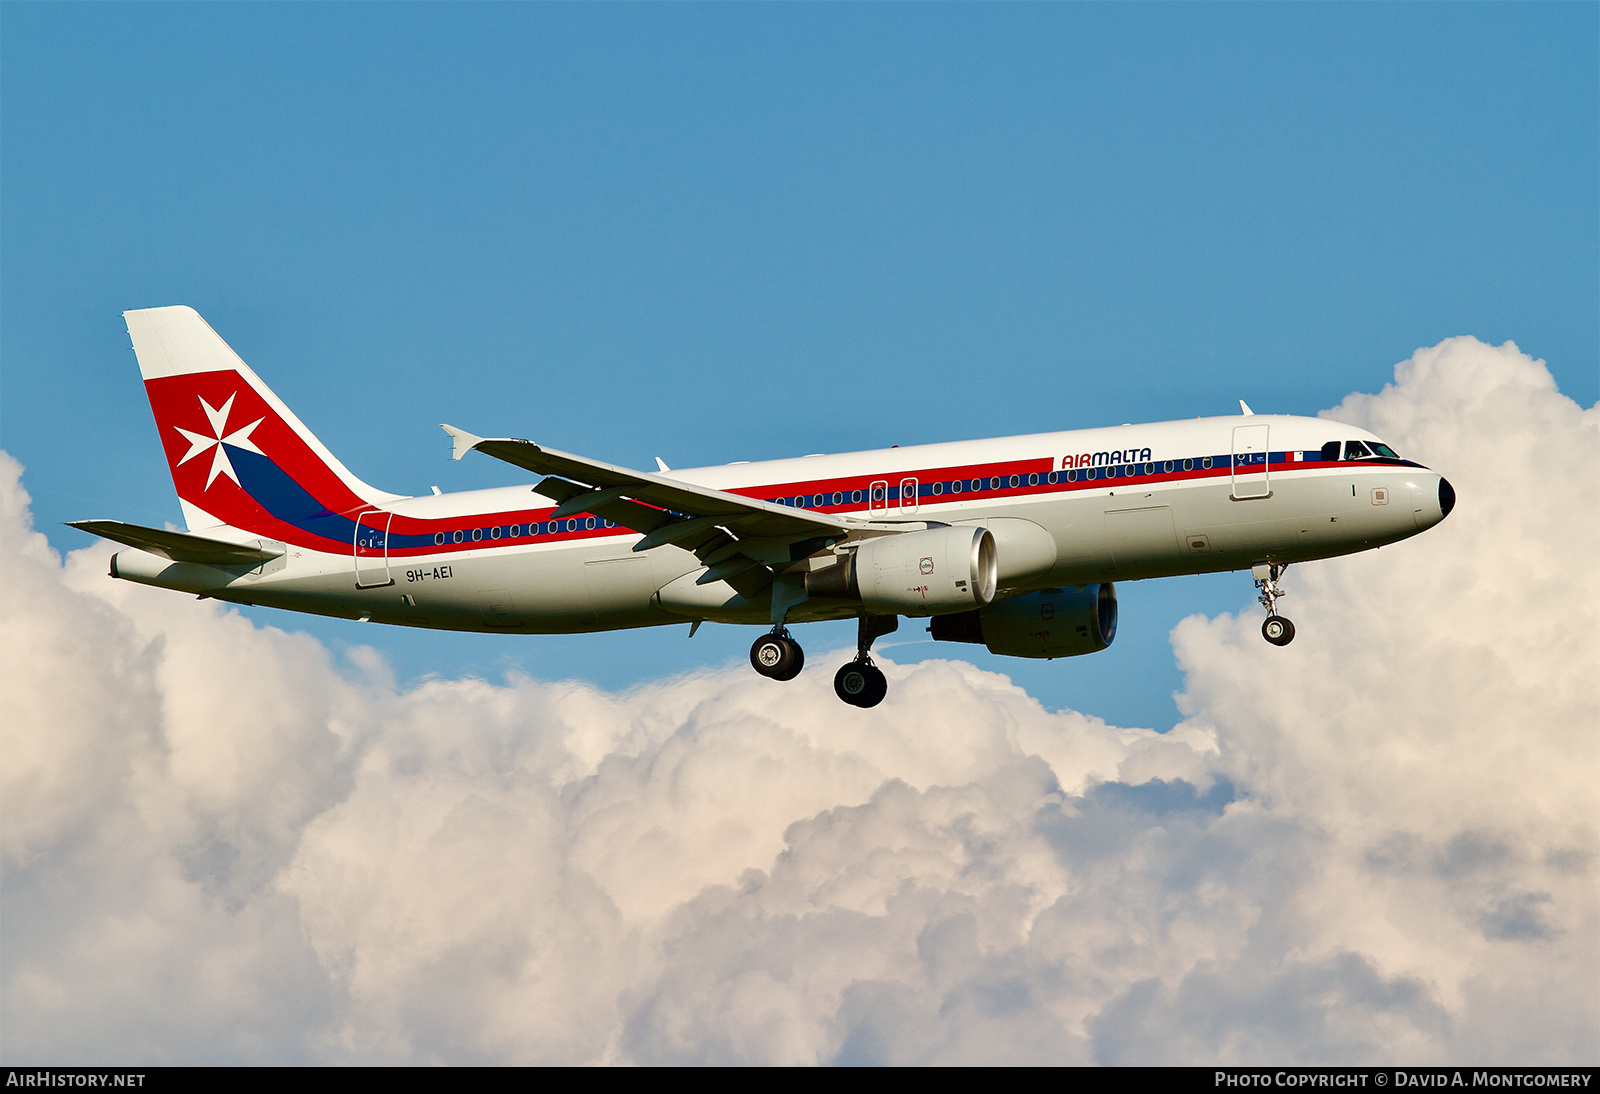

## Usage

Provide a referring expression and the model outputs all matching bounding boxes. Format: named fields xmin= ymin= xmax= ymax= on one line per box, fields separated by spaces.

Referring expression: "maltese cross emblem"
xmin=173 ymin=393 xmax=265 ymax=489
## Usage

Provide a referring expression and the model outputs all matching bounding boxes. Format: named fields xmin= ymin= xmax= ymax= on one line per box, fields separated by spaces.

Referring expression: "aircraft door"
xmin=354 ymin=510 xmax=394 ymax=588
xmin=869 ymin=480 xmax=889 ymax=514
xmin=1231 ymin=425 xmax=1271 ymax=500
xmin=899 ymin=477 xmax=919 ymax=514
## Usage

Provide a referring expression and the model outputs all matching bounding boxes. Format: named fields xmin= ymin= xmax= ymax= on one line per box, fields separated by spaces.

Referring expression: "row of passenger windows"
xmin=767 ymin=460 xmax=1223 ymax=507
xmin=767 ymin=444 xmax=1402 ymax=509
xmin=427 ymin=444 xmax=1399 ymax=542
xmin=431 ymin=517 xmax=613 ymax=545
xmin=775 ymin=490 xmax=866 ymax=507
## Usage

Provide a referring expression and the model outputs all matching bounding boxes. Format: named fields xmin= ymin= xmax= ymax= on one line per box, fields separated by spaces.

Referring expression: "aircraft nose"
xmin=1438 ymin=477 xmax=1456 ymax=520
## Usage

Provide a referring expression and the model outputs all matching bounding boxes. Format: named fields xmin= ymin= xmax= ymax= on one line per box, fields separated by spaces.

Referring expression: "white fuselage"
xmin=112 ymin=412 xmax=1448 ymax=634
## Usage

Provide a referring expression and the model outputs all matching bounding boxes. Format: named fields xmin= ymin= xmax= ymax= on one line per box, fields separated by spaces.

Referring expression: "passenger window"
xmin=1344 ymin=441 xmax=1371 ymax=460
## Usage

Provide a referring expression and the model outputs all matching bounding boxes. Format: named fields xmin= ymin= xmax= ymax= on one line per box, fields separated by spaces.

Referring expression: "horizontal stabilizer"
xmin=67 ymin=520 xmax=284 ymax=566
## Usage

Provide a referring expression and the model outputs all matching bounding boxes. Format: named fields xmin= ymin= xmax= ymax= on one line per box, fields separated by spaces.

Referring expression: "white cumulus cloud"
xmin=1 ymin=336 xmax=1595 ymax=1064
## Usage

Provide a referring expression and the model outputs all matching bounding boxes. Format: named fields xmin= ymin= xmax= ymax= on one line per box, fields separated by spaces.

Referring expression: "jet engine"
xmin=928 ymin=583 xmax=1117 ymax=659
xmin=807 ymin=526 xmax=997 ymax=615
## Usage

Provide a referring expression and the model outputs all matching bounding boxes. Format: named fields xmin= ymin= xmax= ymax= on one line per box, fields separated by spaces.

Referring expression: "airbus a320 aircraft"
xmin=73 ymin=307 xmax=1456 ymax=707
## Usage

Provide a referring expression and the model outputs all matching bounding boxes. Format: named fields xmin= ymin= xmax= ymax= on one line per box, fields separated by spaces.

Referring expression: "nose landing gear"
xmin=1254 ymin=563 xmax=1296 ymax=647
xmin=1262 ymin=615 xmax=1296 ymax=645
xmin=750 ymin=627 xmax=805 ymax=681
xmin=834 ymin=615 xmax=898 ymax=708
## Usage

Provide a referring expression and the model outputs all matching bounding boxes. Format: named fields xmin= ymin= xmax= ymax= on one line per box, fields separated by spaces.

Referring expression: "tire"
xmin=751 ymin=634 xmax=801 ymax=679
xmin=772 ymin=638 xmax=805 ymax=681
xmin=1262 ymin=616 xmax=1296 ymax=646
xmin=834 ymin=661 xmax=888 ymax=707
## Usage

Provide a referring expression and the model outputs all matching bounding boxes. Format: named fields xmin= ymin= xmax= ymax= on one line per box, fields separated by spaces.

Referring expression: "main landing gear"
xmin=834 ymin=615 xmax=898 ymax=708
xmin=1254 ymin=563 xmax=1296 ymax=647
xmin=750 ymin=615 xmax=899 ymax=707
xmin=750 ymin=626 xmax=804 ymax=681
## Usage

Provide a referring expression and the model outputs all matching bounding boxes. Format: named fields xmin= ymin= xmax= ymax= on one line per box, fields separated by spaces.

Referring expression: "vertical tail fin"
xmin=127 ymin=306 xmax=399 ymax=548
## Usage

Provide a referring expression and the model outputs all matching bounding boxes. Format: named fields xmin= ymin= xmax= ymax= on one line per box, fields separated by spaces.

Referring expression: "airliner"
xmin=72 ymin=307 xmax=1455 ymax=707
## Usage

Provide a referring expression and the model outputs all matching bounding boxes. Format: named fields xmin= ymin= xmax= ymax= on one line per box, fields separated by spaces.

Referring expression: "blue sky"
xmin=3 ymin=3 xmax=1595 ymax=728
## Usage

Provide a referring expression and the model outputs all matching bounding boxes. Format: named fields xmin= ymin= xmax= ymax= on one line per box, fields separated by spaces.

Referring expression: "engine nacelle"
xmin=928 ymin=583 xmax=1117 ymax=659
xmin=807 ymin=526 xmax=997 ymax=615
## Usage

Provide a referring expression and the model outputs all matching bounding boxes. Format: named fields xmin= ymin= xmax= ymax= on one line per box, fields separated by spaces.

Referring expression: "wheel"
xmin=834 ymin=661 xmax=888 ymax=707
xmin=1262 ymin=616 xmax=1296 ymax=646
xmin=772 ymin=638 xmax=804 ymax=681
xmin=750 ymin=634 xmax=803 ymax=680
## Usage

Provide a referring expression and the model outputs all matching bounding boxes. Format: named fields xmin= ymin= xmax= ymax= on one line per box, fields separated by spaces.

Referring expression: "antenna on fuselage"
xmin=1239 ymin=400 xmax=1254 ymax=416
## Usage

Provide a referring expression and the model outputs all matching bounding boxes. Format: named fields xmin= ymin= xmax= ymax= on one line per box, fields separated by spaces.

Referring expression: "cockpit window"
xmin=1320 ymin=441 xmax=1341 ymax=462
xmin=1343 ymin=440 xmax=1372 ymax=460
xmin=1367 ymin=441 xmax=1400 ymax=459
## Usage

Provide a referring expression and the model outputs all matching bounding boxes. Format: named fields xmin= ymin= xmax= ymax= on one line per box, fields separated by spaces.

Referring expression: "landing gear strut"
xmin=1254 ymin=563 xmax=1296 ymax=647
xmin=835 ymin=615 xmax=897 ymax=708
xmin=750 ymin=626 xmax=805 ymax=681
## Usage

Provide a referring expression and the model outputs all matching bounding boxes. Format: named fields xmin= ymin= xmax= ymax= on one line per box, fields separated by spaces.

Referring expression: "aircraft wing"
xmin=441 ymin=426 xmax=853 ymax=540
xmin=68 ymin=520 xmax=284 ymax=566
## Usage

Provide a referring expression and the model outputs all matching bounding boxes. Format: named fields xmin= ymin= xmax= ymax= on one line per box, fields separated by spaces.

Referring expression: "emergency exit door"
xmin=1231 ymin=425 xmax=1271 ymax=500
xmin=354 ymin=510 xmax=394 ymax=588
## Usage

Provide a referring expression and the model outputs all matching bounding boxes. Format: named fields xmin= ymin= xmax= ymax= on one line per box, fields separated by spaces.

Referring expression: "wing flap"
xmin=532 ymin=476 xmax=676 ymax=535
xmin=68 ymin=520 xmax=284 ymax=566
